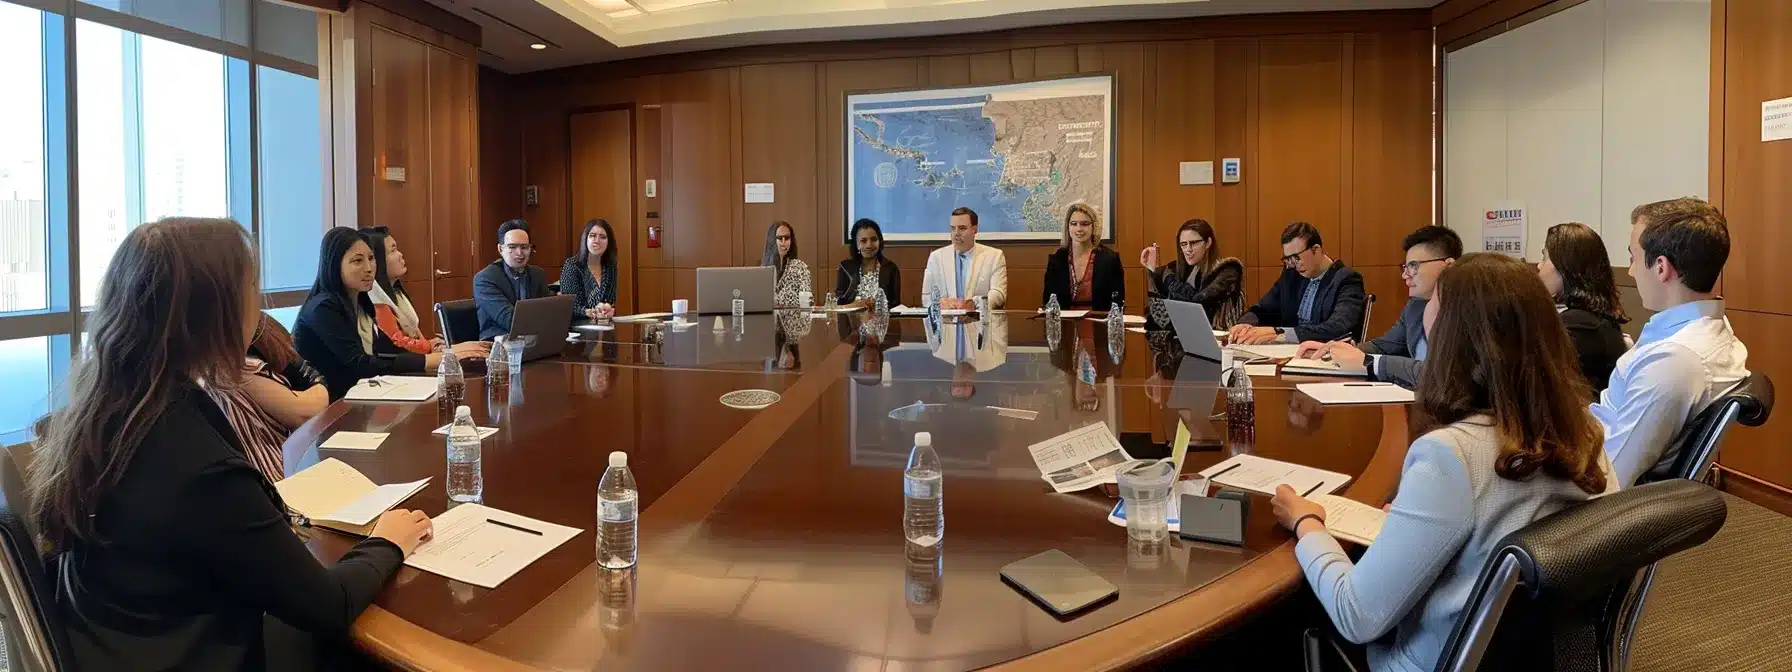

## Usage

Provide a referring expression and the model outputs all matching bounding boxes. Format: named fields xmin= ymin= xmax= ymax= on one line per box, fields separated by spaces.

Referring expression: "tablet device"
xmin=1177 ymin=491 xmax=1249 ymax=546
xmin=999 ymin=549 xmax=1117 ymax=617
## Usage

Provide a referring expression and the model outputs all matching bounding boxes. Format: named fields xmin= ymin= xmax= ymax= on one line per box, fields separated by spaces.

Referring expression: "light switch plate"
xmin=645 ymin=179 xmax=658 ymax=198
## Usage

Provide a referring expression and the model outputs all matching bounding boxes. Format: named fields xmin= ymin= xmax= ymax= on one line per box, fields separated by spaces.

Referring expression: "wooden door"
xmin=569 ymin=109 xmax=637 ymax=314
xmin=426 ymin=46 xmax=477 ymax=311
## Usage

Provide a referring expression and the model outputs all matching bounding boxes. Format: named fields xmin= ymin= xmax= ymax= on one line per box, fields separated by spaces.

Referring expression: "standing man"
xmin=474 ymin=219 xmax=552 ymax=340
xmin=1228 ymin=222 xmax=1365 ymax=345
xmin=1296 ymin=226 xmax=1461 ymax=387
xmin=1597 ymin=197 xmax=1748 ymax=486
xmin=923 ymin=207 xmax=1009 ymax=310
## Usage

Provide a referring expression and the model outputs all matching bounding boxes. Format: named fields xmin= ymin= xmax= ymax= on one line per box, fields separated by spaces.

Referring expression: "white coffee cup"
xmin=672 ymin=298 xmax=689 ymax=315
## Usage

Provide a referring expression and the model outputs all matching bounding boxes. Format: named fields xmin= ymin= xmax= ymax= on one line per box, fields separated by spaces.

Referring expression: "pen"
xmin=1301 ymin=482 xmax=1324 ymax=497
xmin=1207 ymin=463 xmax=1243 ymax=480
xmin=486 ymin=518 xmax=542 ymax=536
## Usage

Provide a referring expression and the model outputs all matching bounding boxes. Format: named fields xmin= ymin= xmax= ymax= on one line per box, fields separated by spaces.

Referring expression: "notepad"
xmin=1296 ymin=382 xmax=1415 ymax=405
xmin=275 ymin=458 xmax=430 ymax=536
xmin=1282 ymin=358 xmax=1368 ymax=377
xmin=319 ymin=431 xmax=388 ymax=451
xmin=403 ymin=503 xmax=582 ymax=589
xmin=1228 ymin=343 xmax=1301 ymax=360
xmin=1197 ymin=454 xmax=1351 ymax=497
xmin=344 ymin=376 xmax=438 ymax=402
xmin=431 ymin=424 xmax=500 ymax=439
xmin=1310 ymin=494 xmax=1387 ymax=546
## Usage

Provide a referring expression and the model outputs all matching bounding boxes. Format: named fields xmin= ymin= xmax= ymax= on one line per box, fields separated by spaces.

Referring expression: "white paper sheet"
xmin=344 ymin=376 xmax=438 ymax=402
xmin=1244 ymin=364 xmax=1280 ymax=377
xmin=1197 ymin=454 xmax=1351 ymax=497
xmin=892 ymin=305 xmax=964 ymax=317
xmin=320 ymin=431 xmax=388 ymax=451
xmin=322 ymin=479 xmax=431 ymax=526
xmin=1310 ymin=494 xmax=1386 ymax=546
xmin=1028 ymin=422 xmax=1147 ymax=493
xmin=1084 ymin=314 xmax=1146 ymax=325
xmin=1296 ymin=382 xmax=1416 ymax=405
xmin=431 ymin=424 xmax=500 ymax=439
xmin=612 ymin=312 xmax=671 ymax=323
xmin=1227 ymin=343 xmax=1301 ymax=360
xmin=403 ymin=503 xmax=583 ymax=589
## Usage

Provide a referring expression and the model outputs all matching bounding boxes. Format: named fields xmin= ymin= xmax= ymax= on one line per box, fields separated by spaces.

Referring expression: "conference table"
xmin=284 ymin=310 xmax=1416 ymax=671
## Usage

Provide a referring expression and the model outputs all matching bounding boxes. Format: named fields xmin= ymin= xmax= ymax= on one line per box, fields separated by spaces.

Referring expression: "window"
xmin=0 ymin=1 xmax=49 ymax=315
xmin=258 ymin=65 xmax=323 ymax=290
xmin=0 ymin=335 xmax=57 ymax=441
xmin=75 ymin=19 xmax=129 ymax=307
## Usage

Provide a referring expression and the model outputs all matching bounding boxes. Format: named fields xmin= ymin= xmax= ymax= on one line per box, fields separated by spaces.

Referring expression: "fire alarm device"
xmin=647 ymin=225 xmax=662 ymax=248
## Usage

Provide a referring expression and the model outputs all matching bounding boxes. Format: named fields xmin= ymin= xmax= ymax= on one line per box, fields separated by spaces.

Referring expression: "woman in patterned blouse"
xmin=834 ymin=218 xmax=902 ymax=308
xmin=560 ymin=218 xmax=619 ymax=320
xmin=762 ymin=220 xmax=811 ymax=307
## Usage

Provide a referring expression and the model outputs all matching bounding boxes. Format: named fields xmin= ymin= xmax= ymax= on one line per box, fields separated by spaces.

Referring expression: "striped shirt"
xmin=205 ymin=357 xmax=303 ymax=482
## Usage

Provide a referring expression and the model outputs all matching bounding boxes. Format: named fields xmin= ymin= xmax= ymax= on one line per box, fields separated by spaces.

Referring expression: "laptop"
xmin=1162 ymin=299 xmax=1224 ymax=362
xmin=695 ymin=266 xmax=776 ymax=315
xmin=507 ymin=294 xmax=575 ymax=362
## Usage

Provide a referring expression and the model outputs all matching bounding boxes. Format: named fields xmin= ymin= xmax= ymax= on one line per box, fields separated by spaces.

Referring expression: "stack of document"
xmin=345 ymin=376 xmax=438 ymax=402
xmin=1197 ymin=454 xmax=1352 ymax=497
xmin=403 ymin=503 xmax=582 ymax=589
xmin=1296 ymin=382 xmax=1415 ymax=405
xmin=1309 ymin=494 xmax=1387 ymax=546
xmin=1282 ymin=358 xmax=1368 ymax=377
xmin=275 ymin=458 xmax=429 ymax=536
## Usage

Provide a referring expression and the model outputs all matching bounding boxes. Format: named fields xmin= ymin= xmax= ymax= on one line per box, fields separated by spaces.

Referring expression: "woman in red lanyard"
xmin=1042 ymin=203 xmax=1125 ymax=311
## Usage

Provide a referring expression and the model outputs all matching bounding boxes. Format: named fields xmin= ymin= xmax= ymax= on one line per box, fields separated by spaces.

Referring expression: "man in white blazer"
xmin=923 ymin=207 xmax=1009 ymax=310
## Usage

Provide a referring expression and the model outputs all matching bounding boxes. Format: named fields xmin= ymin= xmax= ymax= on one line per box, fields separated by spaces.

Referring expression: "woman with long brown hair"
xmin=29 ymin=217 xmax=434 ymax=669
xmin=1042 ymin=203 xmax=1125 ymax=311
xmin=1141 ymin=218 xmax=1245 ymax=329
xmin=1538 ymin=222 xmax=1630 ymax=391
xmin=1271 ymin=253 xmax=1616 ymax=671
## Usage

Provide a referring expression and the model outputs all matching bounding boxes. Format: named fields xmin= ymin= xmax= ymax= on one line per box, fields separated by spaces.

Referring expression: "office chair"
xmin=0 ymin=443 xmax=77 ymax=672
xmin=435 ymin=299 xmax=480 ymax=345
xmin=1302 ymin=479 xmax=1727 ymax=672
xmin=1358 ymin=293 xmax=1377 ymax=343
xmin=1605 ymin=372 xmax=1773 ymax=671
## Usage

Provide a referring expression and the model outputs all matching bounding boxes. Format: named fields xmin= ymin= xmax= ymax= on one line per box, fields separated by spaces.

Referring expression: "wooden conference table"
xmin=284 ymin=311 xmax=1415 ymax=671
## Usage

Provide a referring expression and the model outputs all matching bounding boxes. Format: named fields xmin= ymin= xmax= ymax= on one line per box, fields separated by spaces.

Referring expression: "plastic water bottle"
xmin=823 ymin=286 xmax=838 ymax=312
xmin=731 ymin=289 xmax=745 ymax=318
xmin=903 ymin=432 xmax=943 ymax=546
xmin=598 ymin=451 xmax=639 ymax=569
xmin=927 ymin=290 xmax=942 ymax=323
xmin=486 ymin=335 xmax=508 ymax=389
xmin=1227 ymin=362 xmax=1256 ymax=448
xmin=1107 ymin=292 xmax=1125 ymax=337
xmin=1045 ymin=294 xmax=1061 ymax=321
xmin=437 ymin=344 xmax=465 ymax=417
xmin=446 ymin=406 xmax=483 ymax=503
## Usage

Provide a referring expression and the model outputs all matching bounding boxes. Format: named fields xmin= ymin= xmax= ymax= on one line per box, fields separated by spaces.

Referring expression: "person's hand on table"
xmin=1295 ymin=340 xmax=1330 ymax=359
xmin=370 ymin=509 xmax=434 ymax=556
xmin=595 ymin=303 xmax=615 ymax=319
xmin=450 ymin=341 xmax=490 ymax=359
xmin=1320 ymin=342 xmax=1367 ymax=368
xmin=941 ymin=297 xmax=975 ymax=311
xmin=1272 ymin=484 xmax=1329 ymax=540
xmin=1230 ymin=325 xmax=1280 ymax=345
xmin=428 ymin=336 xmax=446 ymax=351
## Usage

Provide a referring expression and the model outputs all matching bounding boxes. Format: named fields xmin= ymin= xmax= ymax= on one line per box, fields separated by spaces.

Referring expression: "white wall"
xmin=1443 ymin=0 xmax=1709 ymax=264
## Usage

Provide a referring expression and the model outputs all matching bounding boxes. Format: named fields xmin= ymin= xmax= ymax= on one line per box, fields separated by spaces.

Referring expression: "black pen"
xmin=1207 ymin=463 xmax=1243 ymax=480
xmin=1301 ymin=482 xmax=1324 ymax=497
xmin=486 ymin=518 xmax=542 ymax=536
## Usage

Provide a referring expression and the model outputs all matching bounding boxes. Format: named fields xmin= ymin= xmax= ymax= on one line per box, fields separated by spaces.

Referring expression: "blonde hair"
xmin=1059 ymin=203 xmax=1104 ymax=251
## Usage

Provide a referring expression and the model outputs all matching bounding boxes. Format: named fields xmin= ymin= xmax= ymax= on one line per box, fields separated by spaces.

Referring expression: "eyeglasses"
xmin=503 ymin=243 xmax=533 ymax=252
xmin=1281 ymin=244 xmax=1317 ymax=265
xmin=775 ymin=235 xmax=793 ymax=242
xmin=1401 ymin=257 xmax=1450 ymax=275
xmin=1178 ymin=238 xmax=1209 ymax=249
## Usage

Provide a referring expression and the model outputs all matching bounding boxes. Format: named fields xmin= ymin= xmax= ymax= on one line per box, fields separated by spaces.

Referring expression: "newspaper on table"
xmin=1028 ymin=422 xmax=1152 ymax=493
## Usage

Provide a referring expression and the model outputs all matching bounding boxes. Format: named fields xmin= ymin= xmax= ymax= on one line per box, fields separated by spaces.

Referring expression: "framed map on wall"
xmin=845 ymin=74 xmax=1115 ymax=244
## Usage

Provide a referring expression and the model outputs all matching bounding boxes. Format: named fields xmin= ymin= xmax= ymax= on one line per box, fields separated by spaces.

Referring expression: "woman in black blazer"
xmin=294 ymin=228 xmax=487 ymax=399
xmin=29 ymin=217 xmax=434 ymax=671
xmin=835 ymin=218 xmax=902 ymax=307
xmin=1538 ymin=222 xmax=1630 ymax=392
xmin=1042 ymin=204 xmax=1125 ymax=311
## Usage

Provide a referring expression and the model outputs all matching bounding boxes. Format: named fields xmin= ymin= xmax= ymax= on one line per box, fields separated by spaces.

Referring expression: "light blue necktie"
xmin=955 ymin=251 xmax=970 ymax=299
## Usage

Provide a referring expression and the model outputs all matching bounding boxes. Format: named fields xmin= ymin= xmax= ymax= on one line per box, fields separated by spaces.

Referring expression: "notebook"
xmin=1281 ymin=357 xmax=1368 ymax=377
xmin=275 ymin=458 xmax=430 ymax=536
xmin=344 ymin=376 xmax=437 ymax=402
xmin=1310 ymin=494 xmax=1387 ymax=546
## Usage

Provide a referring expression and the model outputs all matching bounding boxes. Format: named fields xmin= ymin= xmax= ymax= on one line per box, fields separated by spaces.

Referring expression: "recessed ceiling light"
xmin=530 ymin=43 xmax=547 ymax=50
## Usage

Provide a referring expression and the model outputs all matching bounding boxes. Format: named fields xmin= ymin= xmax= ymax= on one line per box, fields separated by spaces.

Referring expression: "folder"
xmin=275 ymin=458 xmax=429 ymax=536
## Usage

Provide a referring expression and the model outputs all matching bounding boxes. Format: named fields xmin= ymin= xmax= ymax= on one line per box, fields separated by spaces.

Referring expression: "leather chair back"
xmin=435 ymin=299 xmax=480 ymax=346
xmin=0 ymin=443 xmax=77 ymax=671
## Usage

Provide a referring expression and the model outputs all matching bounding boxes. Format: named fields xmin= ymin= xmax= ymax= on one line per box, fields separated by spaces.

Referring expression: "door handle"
xmin=435 ymin=269 xmax=451 ymax=277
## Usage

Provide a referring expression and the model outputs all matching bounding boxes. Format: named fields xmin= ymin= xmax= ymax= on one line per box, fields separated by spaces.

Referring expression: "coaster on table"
xmin=720 ymin=389 xmax=781 ymax=410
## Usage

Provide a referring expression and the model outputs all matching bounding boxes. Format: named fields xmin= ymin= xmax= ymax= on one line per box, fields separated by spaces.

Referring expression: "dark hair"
xmin=1170 ymin=218 xmax=1221 ymax=283
xmin=497 ymin=218 xmax=531 ymax=245
xmin=1280 ymin=221 xmax=1322 ymax=248
xmin=358 ymin=226 xmax=405 ymax=299
xmin=30 ymin=217 xmax=258 ymax=552
xmin=309 ymin=227 xmax=375 ymax=305
xmin=1545 ymin=222 xmax=1628 ymax=324
xmin=251 ymin=313 xmax=302 ymax=373
xmin=1632 ymin=198 xmax=1729 ymax=293
xmin=850 ymin=218 xmax=886 ymax=265
xmin=1058 ymin=203 xmax=1104 ymax=251
xmin=761 ymin=221 xmax=799 ymax=275
xmin=950 ymin=207 xmax=979 ymax=228
xmin=1417 ymin=254 xmax=1608 ymax=496
xmin=577 ymin=218 xmax=617 ymax=270
xmin=1401 ymin=225 xmax=1463 ymax=259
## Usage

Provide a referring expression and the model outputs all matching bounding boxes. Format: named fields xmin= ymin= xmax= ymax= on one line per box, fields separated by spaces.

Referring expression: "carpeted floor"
xmin=1633 ymin=492 xmax=1792 ymax=672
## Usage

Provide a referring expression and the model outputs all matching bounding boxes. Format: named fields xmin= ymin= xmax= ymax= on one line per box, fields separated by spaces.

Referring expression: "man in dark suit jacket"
xmin=474 ymin=219 xmax=552 ymax=340
xmin=1228 ymin=222 xmax=1366 ymax=345
xmin=1297 ymin=226 xmax=1462 ymax=388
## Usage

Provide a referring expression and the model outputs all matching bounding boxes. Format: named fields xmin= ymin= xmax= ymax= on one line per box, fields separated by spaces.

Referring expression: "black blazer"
xmin=473 ymin=260 xmax=552 ymax=340
xmin=833 ymin=258 xmax=902 ymax=305
xmin=1561 ymin=307 xmax=1628 ymax=392
xmin=1042 ymin=246 xmax=1126 ymax=311
xmin=1238 ymin=260 xmax=1367 ymax=343
xmin=55 ymin=386 xmax=404 ymax=671
xmin=293 ymin=290 xmax=427 ymax=400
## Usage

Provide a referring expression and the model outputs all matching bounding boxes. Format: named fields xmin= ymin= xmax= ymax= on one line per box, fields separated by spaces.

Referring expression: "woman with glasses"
xmin=763 ymin=221 xmax=811 ymax=307
xmin=1043 ymin=203 xmax=1126 ymax=311
xmin=836 ymin=218 xmax=902 ymax=308
xmin=1140 ymin=218 xmax=1245 ymax=330
xmin=1538 ymin=222 xmax=1630 ymax=391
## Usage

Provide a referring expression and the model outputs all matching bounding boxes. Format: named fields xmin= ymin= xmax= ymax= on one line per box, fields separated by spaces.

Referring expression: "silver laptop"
xmin=1163 ymin=299 xmax=1224 ymax=362
xmin=507 ymin=294 xmax=575 ymax=362
xmin=695 ymin=266 xmax=776 ymax=315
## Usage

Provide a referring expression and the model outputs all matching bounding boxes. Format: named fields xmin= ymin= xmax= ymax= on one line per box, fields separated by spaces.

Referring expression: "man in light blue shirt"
xmin=1594 ymin=198 xmax=1748 ymax=486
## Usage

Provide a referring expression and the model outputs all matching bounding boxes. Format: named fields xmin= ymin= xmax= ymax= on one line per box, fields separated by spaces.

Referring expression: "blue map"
xmin=846 ymin=77 xmax=1112 ymax=243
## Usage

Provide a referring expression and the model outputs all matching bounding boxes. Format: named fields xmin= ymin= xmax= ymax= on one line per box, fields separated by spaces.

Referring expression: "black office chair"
xmin=0 ymin=443 xmax=77 ymax=671
xmin=435 ymin=299 xmax=480 ymax=346
xmin=1303 ymin=479 xmax=1727 ymax=672
xmin=1358 ymin=293 xmax=1377 ymax=343
xmin=1603 ymin=373 xmax=1774 ymax=670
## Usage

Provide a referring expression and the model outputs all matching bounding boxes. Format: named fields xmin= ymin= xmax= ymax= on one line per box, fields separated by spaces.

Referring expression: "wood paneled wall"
xmin=1711 ymin=0 xmax=1792 ymax=503
xmin=480 ymin=10 xmax=1432 ymax=338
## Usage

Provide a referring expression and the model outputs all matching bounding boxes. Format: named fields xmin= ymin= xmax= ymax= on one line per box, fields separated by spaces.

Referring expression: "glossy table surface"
xmin=284 ymin=311 xmax=1415 ymax=671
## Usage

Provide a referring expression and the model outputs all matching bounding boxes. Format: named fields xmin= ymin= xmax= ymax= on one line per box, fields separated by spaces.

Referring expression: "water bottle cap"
xmin=914 ymin=432 xmax=932 ymax=447
xmin=455 ymin=405 xmax=471 ymax=417
xmin=609 ymin=451 xmax=628 ymax=467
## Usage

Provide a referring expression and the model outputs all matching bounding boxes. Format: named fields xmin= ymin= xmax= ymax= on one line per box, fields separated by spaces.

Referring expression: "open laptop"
xmin=695 ymin=266 xmax=776 ymax=315
xmin=1162 ymin=299 xmax=1224 ymax=362
xmin=507 ymin=294 xmax=575 ymax=362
